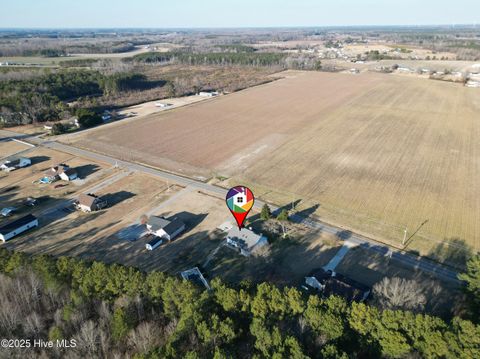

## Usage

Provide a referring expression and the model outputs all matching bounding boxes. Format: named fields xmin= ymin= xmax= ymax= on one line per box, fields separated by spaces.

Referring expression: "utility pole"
xmin=402 ymin=227 xmax=408 ymax=246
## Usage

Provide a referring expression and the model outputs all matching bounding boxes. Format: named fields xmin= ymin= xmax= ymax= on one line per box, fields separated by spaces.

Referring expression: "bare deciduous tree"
xmin=74 ymin=320 xmax=99 ymax=357
xmin=129 ymin=322 xmax=158 ymax=354
xmin=373 ymin=277 xmax=427 ymax=312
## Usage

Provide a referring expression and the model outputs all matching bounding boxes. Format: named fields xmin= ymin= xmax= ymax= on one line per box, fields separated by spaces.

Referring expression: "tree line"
xmin=130 ymin=51 xmax=288 ymax=67
xmin=130 ymin=50 xmax=325 ymax=71
xmin=0 ymin=247 xmax=478 ymax=358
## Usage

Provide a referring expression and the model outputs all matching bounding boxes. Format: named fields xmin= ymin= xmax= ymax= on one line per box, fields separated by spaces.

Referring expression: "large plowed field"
xmin=68 ymin=71 xmax=480 ymax=258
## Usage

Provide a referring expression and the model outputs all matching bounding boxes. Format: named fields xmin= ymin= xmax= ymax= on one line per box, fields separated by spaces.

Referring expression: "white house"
xmin=199 ymin=91 xmax=219 ymax=97
xmin=1 ymin=157 xmax=31 ymax=172
xmin=146 ymin=215 xmax=185 ymax=241
xmin=45 ymin=164 xmax=78 ymax=182
xmin=226 ymin=227 xmax=268 ymax=256
xmin=0 ymin=214 xmax=38 ymax=242
xmin=59 ymin=168 xmax=78 ymax=181
xmin=155 ymin=102 xmax=173 ymax=108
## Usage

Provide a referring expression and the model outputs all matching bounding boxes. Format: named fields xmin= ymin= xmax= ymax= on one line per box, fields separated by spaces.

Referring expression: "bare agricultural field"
xmin=69 ymin=71 xmax=381 ymax=177
xmin=68 ymin=70 xmax=480 ymax=262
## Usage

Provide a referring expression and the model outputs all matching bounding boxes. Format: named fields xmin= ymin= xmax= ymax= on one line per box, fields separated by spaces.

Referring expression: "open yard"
xmin=66 ymin=70 xmax=480 ymax=265
xmin=0 ymin=139 xmax=31 ymax=158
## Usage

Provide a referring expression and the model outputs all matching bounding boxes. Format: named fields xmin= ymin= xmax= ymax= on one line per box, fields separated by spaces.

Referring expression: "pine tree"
xmin=260 ymin=204 xmax=272 ymax=220
xmin=277 ymin=209 xmax=289 ymax=221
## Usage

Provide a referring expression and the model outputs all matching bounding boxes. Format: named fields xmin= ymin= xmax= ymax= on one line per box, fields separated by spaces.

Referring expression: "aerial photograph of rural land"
xmin=0 ymin=1 xmax=480 ymax=358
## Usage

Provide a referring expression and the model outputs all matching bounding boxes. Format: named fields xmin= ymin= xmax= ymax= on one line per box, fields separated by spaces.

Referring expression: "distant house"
xmin=0 ymin=214 xmax=38 ymax=242
xmin=146 ymin=215 xmax=185 ymax=241
xmin=397 ymin=66 xmax=413 ymax=73
xmin=226 ymin=227 xmax=268 ymax=256
xmin=466 ymin=80 xmax=480 ymax=88
xmin=181 ymin=267 xmax=210 ymax=290
xmin=45 ymin=164 xmax=77 ymax=182
xmin=199 ymin=91 xmax=219 ymax=97
xmin=76 ymin=193 xmax=108 ymax=212
xmin=305 ymin=268 xmax=371 ymax=302
xmin=155 ymin=102 xmax=173 ymax=108
xmin=1 ymin=157 xmax=31 ymax=172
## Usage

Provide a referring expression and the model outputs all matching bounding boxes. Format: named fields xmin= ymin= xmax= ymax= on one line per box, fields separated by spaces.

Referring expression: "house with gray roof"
xmin=146 ymin=215 xmax=185 ymax=241
xmin=226 ymin=227 xmax=268 ymax=256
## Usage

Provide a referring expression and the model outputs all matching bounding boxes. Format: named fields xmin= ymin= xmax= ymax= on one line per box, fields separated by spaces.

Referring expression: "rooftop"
xmin=227 ymin=226 xmax=264 ymax=249
xmin=78 ymin=193 xmax=98 ymax=207
xmin=181 ymin=267 xmax=210 ymax=290
xmin=148 ymin=216 xmax=171 ymax=231
xmin=0 ymin=214 xmax=37 ymax=234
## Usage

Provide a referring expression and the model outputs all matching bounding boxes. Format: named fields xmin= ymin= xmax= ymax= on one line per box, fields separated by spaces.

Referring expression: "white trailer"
xmin=1 ymin=157 xmax=31 ymax=172
xmin=0 ymin=214 xmax=38 ymax=242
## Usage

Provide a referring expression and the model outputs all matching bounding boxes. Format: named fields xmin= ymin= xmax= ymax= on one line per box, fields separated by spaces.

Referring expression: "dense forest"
xmin=0 ymin=247 xmax=478 ymax=358
xmin=0 ymin=70 xmax=156 ymax=126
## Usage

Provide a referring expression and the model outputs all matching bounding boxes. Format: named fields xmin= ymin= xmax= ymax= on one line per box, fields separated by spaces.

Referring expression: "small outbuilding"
xmin=1 ymin=157 xmax=31 ymax=172
xmin=146 ymin=236 xmax=163 ymax=251
xmin=226 ymin=227 xmax=268 ymax=256
xmin=181 ymin=267 xmax=210 ymax=290
xmin=0 ymin=214 xmax=38 ymax=242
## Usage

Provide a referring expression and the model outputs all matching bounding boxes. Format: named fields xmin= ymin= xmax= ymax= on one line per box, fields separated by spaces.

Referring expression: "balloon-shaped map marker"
xmin=226 ymin=186 xmax=254 ymax=229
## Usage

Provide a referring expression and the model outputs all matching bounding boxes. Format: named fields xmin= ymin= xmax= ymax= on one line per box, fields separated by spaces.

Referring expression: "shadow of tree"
xmin=426 ymin=237 xmax=473 ymax=270
xmin=29 ymin=155 xmax=51 ymax=165
xmin=75 ymin=164 xmax=100 ymax=178
xmin=101 ymin=191 xmax=136 ymax=207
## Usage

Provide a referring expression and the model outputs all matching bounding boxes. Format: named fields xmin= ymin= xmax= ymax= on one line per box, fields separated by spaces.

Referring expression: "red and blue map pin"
xmin=226 ymin=186 xmax=254 ymax=229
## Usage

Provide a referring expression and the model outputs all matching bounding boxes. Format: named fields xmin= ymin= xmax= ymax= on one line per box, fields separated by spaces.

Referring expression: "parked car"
xmin=1 ymin=207 xmax=16 ymax=217
xmin=24 ymin=197 xmax=37 ymax=207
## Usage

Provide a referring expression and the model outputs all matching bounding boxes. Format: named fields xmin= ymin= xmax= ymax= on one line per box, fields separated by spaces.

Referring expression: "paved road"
xmin=0 ymin=129 xmax=462 ymax=284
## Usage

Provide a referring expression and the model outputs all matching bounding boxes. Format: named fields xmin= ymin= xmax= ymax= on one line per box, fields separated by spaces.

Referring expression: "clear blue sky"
xmin=1 ymin=0 xmax=479 ymax=28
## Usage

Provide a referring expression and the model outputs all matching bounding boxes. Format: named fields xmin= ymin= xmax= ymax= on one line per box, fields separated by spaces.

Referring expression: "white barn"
xmin=0 ymin=214 xmax=38 ymax=242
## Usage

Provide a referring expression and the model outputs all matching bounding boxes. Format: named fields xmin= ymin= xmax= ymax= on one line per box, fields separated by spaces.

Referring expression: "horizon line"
xmin=0 ymin=23 xmax=478 ymax=31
